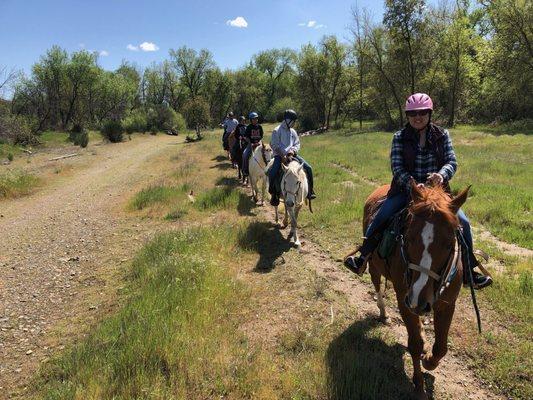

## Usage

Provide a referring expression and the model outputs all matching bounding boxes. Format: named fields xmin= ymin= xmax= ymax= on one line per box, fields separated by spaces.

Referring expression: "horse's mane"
xmin=409 ymin=186 xmax=459 ymax=227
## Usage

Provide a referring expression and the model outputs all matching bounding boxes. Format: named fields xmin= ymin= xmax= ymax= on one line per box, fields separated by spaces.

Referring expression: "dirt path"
xmin=238 ymin=187 xmax=504 ymax=399
xmin=0 ymin=134 xmax=180 ymax=398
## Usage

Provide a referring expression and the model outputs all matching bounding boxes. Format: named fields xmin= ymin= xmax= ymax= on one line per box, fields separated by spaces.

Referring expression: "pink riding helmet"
xmin=405 ymin=93 xmax=433 ymax=111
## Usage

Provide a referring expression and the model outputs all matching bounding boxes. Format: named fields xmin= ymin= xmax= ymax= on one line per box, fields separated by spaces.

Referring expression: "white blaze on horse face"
xmin=409 ymin=222 xmax=434 ymax=309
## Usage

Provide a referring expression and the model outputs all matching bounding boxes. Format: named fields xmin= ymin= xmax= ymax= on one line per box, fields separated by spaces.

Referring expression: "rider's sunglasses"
xmin=406 ymin=109 xmax=431 ymax=117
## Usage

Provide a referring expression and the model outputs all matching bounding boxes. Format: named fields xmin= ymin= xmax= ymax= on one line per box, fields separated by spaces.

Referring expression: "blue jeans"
xmin=242 ymin=144 xmax=252 ymax=175
xmin=362 ymin=192 xmax=474 ymax=258
xmin=268 ymin=155 xmax=314 ymax=196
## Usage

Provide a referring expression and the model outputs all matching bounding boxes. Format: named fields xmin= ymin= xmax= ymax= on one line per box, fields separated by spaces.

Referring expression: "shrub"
xmin=100 ymin=120 xmax=124 ymax=143
xmin=144 ymin=105 xmax=186 ymax=133
xmin=183 ymin=97 xmax=210 ymax=140
xmin=69 ymin=124 xmax=89 ymax=148
xmin=123 ymin=110 xmax=148 ymax=134
xmin=7 ymin=153 xmax=14 ymax=162
xmin=0 ymin=113 xmax=38 ymax=145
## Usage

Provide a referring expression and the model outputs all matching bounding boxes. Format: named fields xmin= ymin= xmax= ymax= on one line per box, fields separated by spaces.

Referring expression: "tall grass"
xmin=31 ymin=227 xmax=262 ymax=399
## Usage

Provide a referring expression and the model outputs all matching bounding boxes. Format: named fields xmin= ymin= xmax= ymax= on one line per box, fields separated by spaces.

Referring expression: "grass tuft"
xmin=129 ymin=185 xmax=183 ymax=210
xmin=0 ymin=170 xmax=39 ymax=198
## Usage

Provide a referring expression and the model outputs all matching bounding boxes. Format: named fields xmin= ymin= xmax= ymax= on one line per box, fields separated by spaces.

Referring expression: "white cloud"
xmin=307 ymin=20 xmax=316 ymax=28
xmin=315 ymin=24 xmax=326 ymax=29
xmin=126 ymin=44 xmax=139 ymax=51
xmin=139 ymin=42 xmax=159 ymax=52
xmin=99 ymin=50 xmax=109 ymax=56
xmin=298 ymin=22 xmax=306 ymax=26
xmin=226 ymin=16 xmax=248 ymax=28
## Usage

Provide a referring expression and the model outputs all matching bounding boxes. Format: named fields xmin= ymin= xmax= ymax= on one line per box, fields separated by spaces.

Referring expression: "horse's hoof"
xmin=294 ymin=241 xmax=301 ymax=248
xmin=422 ymin=354 xmax=439 ymax=371
xmin=378 ymin=315 xmax=391 ymax=325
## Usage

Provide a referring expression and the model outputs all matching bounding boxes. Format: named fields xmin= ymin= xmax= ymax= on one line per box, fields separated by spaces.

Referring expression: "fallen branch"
xmin=48 ymin=153 xmax=79 ymax=161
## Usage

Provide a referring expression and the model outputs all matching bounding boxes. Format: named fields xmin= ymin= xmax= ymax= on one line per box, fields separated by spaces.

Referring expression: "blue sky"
xmin=0 ymin=0 xmax=389 ymax=75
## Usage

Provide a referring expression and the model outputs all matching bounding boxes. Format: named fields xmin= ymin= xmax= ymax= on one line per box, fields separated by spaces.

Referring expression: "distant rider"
xmin=268 ymin=109 xmax=316 ymax=206
xmin=231 ymin=116 xmax=247 ymax=160
xmin=222 ymin=112 xmax=238 ymax=151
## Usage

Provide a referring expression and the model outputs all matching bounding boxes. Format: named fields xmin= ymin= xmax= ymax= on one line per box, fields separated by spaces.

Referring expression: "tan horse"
xmin=279 ymin=159 xmax=309 ymax=247
xmin=364 ymin=180 xmax=468 ymax=400
xmin=248 ymin=142 xmax=273 ymax=205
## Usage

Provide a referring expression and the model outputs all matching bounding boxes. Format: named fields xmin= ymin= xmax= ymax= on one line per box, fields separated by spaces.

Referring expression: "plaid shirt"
xmin=390 ymin=129 xmax=457 ymax=191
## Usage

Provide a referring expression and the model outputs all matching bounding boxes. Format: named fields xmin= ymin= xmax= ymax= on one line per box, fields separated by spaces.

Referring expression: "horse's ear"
xmin=282 ymin=163 xmax=288 ymax=172
xmin=297 ymin=164 xmax=304 ymax=173
xmin=450 ymin=185 xmax=471 ymax=213
xmin=410 ymin=179 xmax=424 ymax=202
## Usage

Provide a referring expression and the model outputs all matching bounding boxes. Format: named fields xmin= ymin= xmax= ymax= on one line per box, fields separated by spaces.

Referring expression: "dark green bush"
xmin=100 ymin=120 xmax=124 ymax=143
xmin=69 ymin=124 xmax=89 ymax=147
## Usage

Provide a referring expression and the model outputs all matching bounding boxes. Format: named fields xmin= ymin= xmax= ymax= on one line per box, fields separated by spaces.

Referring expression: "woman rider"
xmin=344 ymin=93 xmax=492 ymax=290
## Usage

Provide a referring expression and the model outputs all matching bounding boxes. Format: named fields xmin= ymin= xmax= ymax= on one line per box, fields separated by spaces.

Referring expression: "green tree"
xmin=169 ymin=47 xmax=215 ymax=99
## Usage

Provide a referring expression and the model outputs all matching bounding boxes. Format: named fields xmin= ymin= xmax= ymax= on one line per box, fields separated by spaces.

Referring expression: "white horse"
xmin=278 ymin=160 xmax=308 ymax=247
xmin=248 ymin=142 xmax=273 ymax=205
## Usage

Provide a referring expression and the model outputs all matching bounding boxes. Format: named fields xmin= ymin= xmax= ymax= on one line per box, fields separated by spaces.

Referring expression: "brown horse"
xmin=365 ymin=180 xmax=468 ymax=400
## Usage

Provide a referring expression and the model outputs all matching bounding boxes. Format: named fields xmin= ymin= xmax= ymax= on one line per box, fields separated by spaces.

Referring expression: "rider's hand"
xmin=426 ymin=173 xmax=444 ymax=186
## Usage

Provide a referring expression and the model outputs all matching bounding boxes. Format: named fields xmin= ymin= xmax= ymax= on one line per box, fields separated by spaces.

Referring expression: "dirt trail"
xmin=242 ymin=193 xmax=504 ymax=399
xmin=0 ymin=134 xmax=179 ymax=397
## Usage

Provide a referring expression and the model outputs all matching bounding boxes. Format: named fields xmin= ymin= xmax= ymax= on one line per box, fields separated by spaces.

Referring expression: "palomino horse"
xmin=248 ymin=142 xmax=273 ymax=205
xmin=278 ymin=159 xmax=309 ymax=247
xmin=365 ymin=180 xmax=467 ymax=400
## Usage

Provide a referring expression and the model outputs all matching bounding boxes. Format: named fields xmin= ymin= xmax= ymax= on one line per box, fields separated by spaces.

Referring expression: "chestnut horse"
xmin=365 ymin=180 xmax=468 ymax=400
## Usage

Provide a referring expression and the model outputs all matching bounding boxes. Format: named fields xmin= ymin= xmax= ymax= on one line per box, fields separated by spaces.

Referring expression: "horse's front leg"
xmin=397 ymin=292 xmax=427 ymax=400
xmin=282 ymin=204 xmax=289 ymax=228
xmin=422 ymin=302 xmax=456 ymax=371
xmin=249 ymin=174 xmax=257 ymax=202
xmin=288 ymin=208 xmax=300 ymax=246
xmin=259 ymin=175 xmax=266 ymax=206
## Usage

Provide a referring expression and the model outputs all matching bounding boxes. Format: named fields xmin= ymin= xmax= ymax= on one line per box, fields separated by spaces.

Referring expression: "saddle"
xmin=269 ymin=155 xmax=296 ymax=197
xmin=375 ymin=208 xmax=407 ymax=259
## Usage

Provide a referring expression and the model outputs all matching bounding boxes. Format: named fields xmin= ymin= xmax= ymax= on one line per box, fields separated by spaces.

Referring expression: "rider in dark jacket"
xmin=242 ymin=112 xmax=264 ymax=177
xmin=344 ymin=93 xmax=492 ymax=290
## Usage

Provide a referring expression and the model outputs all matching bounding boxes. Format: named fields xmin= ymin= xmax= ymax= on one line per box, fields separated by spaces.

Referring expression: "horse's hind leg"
xmin=370 ymin=265 xmax=388 ymax=323
xmin=422 ymin=303 xmax=456 ymax=371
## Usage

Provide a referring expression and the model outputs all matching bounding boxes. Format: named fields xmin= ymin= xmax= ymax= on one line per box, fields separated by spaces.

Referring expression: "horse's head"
xmin=403 ymin=180 xmax=469 ymax=315
xmin=281 ymin=161 xmax=305 ymax=208
xmin=261 ymin=143 xmax=273 ymax=163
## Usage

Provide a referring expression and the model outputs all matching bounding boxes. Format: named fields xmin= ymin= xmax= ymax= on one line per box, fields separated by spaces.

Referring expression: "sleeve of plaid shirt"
xmin=390 ymin=131 xmax=411 ymax=190
xmin=438 ymin=130 xmax=457 ymax=181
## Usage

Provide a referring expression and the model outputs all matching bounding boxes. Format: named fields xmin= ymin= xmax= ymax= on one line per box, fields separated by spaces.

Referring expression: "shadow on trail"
xmin=212 ymin=155 xmax=227 ymax=162
xmin=326 ymin=316 xmax=427 ymax=400
xmin=237 ymin=221 xmax=292 ymax=272
xmin=215 ymin=176 xmax=255 ymax=216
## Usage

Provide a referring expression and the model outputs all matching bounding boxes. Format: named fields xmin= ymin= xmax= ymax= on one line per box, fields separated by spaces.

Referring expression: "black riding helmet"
xmin=239 ymin=116 xmax=246 ymax=123
xmin=284 ymin=109 xmax=297 ymax=122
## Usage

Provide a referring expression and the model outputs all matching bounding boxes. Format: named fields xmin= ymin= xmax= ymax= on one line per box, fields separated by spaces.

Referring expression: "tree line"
xmin=1 ymin=0 xmax=531 ymax=144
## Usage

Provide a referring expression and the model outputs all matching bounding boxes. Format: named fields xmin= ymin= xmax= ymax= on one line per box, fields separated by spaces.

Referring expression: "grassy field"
xmin=28 ymin=124 xmax=532 ymax=399
xmin=0 ymin=169 xmax=39 ymax=198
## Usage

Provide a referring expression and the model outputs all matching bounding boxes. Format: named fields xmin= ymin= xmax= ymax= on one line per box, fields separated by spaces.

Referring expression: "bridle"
xmin=399 ymin=217 xmax=461 ymax=301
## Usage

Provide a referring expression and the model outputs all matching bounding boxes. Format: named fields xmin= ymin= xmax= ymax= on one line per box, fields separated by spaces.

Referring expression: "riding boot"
xmin=344 ymin=235 xmax=381 ymax=275
xmin=462 ymin=249 xmax=493 ymax=290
